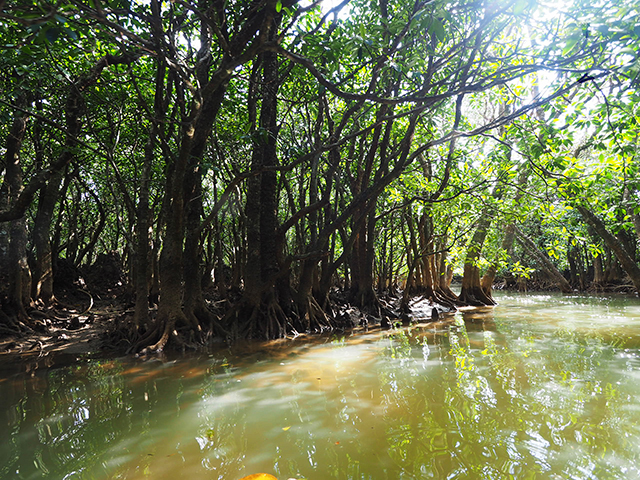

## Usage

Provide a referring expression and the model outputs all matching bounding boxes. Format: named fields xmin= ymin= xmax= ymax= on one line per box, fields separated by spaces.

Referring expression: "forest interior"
xmin=1 ymin=0 xmax=640 ymax=357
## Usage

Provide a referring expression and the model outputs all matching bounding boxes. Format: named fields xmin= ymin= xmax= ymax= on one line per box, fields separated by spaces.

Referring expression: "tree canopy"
xmin=1 ymin=0 xmax=639 ymax=351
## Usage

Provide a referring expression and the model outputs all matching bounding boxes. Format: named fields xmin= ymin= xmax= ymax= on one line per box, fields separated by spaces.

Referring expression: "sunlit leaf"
xmin=513 ymin=0 xmax=528 ymax=15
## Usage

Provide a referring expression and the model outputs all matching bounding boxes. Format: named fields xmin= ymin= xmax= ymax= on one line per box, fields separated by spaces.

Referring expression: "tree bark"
xmin=576 ymin=204 xmax=640 ymax=294
xmin=513 ymin=226 xmax=573 ymax=293
xmin=31 ymin=171 xmax=63 ymax=305
xmin=458 ymin=213 xmax=497 ymax=306
xmin=234 ymin=14 xmax=294 ymax=339
xmin=623 ymin=185 xmax=640 ymax=246
xmin=592 ymin=250 xmax=605 ymax=288
xmin=0 ymin=105 xmax=31 ymax=329
xmin=132 ymin=0 xmax=164 ymax=329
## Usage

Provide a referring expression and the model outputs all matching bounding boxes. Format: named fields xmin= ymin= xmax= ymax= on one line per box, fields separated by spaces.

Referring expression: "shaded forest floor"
xmin=0 ymin=295 xmax=126 ymax=367
xmin=0 ymin=310 xmax=109 ymax=358
xmin=0 ymin=254 xmax=130 ymax=365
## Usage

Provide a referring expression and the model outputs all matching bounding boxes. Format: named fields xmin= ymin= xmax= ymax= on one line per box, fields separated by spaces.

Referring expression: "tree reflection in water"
xmin=1 ymin=294 xmax=640 ymax=479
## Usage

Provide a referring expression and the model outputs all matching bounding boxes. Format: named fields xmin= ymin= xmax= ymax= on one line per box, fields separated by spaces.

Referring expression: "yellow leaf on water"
xmin=282 ymin=426 xmax=291 ymax=431
xmin=238 ymin=474 xmax=278 ymax=480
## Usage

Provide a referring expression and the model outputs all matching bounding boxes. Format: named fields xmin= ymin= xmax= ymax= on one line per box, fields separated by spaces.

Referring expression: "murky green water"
xmin=2 ymin=292 xmax=640 ymax=480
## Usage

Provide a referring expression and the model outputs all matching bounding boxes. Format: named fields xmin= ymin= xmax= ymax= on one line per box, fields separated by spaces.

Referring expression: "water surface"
xmin=2 ymin=292 xmax=640 ymax=479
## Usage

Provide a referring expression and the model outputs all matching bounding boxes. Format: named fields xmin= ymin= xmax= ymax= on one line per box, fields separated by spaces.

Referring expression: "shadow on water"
xmin=2 ymin=292 xmax=640 ymax=479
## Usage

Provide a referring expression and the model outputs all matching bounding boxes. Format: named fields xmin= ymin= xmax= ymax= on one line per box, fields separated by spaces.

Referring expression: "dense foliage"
xmin=1 ymin=0 xmax=639 ymax=350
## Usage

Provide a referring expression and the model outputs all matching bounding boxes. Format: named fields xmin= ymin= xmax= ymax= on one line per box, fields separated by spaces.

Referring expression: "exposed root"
xmin=113 ymin=297 xmax=229 ymax=354
xmin=221 ymin=289 xmax=340 ymax=341
xmin=457 ymin=286 xmax=497 ymax=307
xmin=140 ymin=315 xmax=176 ymax=354
xmin=0 ymin=307 xmax=35 ymax=336
xmin=0 ymin=322 xmax=22 ymax=336
xmin=350 ymin=286 xmax=382 ymax=319
xmin=296 ymin=295 xmax=334 ymax=333
xmin=78 ymin=289 xmax=94 ymax=314
xmin=435 ymin=286 xmax=459 ymax=306
xmin=266 ymin=301 xmax=286 ymax=339
xmin=188 ymin=299 xmax=229 ymax=338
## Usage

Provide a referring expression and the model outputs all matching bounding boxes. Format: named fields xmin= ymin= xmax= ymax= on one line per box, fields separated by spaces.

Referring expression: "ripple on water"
xmin=3 ymin=292 xmax=640 ymax=480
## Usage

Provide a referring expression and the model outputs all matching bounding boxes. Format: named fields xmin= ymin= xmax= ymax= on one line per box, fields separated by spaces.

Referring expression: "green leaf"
xmin=45 ymin=26 xmax=60 ymax=44
xmin=429 ymin=18 xmax=446 ymax=42
xmin=562 ymin=34 xmax=580 ymax=55
xmin=513 ymin=0 xmax=527 ymax=15
xmin=109 ymin=0 xmax=130 ymax=8
xmin=63 ymin=27 xmax=79 ymax=41
xmin=276 ymin=0 xmax=282 ymax=13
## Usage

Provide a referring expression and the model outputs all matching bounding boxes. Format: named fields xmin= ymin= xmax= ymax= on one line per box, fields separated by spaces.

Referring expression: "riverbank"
xmin=0 ymin=290 xmax=449 ymax=368
xmin=2 ymin=279 xmax=634 ymax=368
xmin=0 ymin=300 xmax=120 ymax=371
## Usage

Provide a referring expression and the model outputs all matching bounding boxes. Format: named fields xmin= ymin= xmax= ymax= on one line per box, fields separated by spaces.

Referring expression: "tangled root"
xmin=457 ymin=286 xmax=496 ymax=307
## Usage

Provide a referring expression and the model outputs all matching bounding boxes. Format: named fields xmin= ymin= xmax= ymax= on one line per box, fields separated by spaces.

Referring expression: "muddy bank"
xmin=0 ymin=290 xmax=455 ymax=372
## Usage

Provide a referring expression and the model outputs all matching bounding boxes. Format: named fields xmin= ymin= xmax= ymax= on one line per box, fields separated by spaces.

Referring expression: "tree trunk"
xmin=132 ymin=4 xmax=165 ymax=328
xmin=513 ymin=226 xmax=573 ymax=293
xmin=576 ymin=204 xmax=640 ymax=293
xmin=592 ymin=250 xmax=605 ymax=288
xmin=458 ymin=213 xmax=497 ymax=306
xmin=181 ymin=73 xmax=231 ymax=337
xmin=136 ymin=116 xmax=195 ymax=352
xmin=481 ymin=223 xmax=517 ymax=297
xmin=133 ymin=117 xmax=154 ymax=328
xmin=480 ymin=166 xmax=523 ymax=298
xmin=29 ymin=54 xmax=139 ymax=306
xmin=0 ymin=106 xmax=31 ymax=330
xmin=350 ymin=210 xmax=379 ymax=315
xmin=233 ymin=22 xmax=294 ymax=339
xmin=624 ymin=185 xmax=640 ymax=245
xmin=31 ymin=78 xmax=87 ymax=303
xmin=400 ymin=209 xmax=457 ymax=312
xmin=31 ymin=171 xmax=64 ymax=305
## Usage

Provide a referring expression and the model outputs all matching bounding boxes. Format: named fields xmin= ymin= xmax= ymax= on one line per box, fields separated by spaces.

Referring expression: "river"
xmin=1 ymin=292 xmax=640 ymax=479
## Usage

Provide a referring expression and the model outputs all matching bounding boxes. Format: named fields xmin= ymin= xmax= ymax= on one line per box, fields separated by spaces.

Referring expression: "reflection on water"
xmin=2 ymin=293 xmax=640 ymax=479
